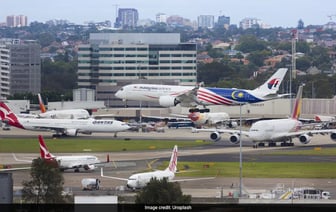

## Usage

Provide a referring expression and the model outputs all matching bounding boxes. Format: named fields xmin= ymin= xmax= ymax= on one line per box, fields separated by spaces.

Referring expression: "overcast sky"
xmin=1 ymin=0 xmax=335 ymax=27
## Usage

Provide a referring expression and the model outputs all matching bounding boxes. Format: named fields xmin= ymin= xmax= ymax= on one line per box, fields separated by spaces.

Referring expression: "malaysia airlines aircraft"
xmin=37 ymin=93 xmax=90 ymax=119
xmin=38 ymin=135 xmax=107 ymax=172
xmin=100 ymin=145 xmax=214 ymax=190
xmin=0 ymin=101 xmax=130 ymax=137
xmin=115 ymin=68 xmax=288 ymax=111
xmin=193 ymin=85 xmax=336 ymax=147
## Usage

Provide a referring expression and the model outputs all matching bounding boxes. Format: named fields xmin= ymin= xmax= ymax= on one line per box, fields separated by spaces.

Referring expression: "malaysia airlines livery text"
xmin=115 ymin=68 xmax=288 ymax=110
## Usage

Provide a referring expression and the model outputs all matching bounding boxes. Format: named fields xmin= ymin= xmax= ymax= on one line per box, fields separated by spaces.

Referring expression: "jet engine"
xmin=229 ymin=134 xmax=240 ymax=144
xmin=331 ymin=133 xmax=336 ymax=141
xmin=210 ymin=132 xmax=221 ymax=142
xmin=159 ymin=96 xmax=180 ymax=107
xmin=299 ymin=134 xmax=312 ymax=144
xmin=65 ymin=129 xmax=78 ymax=136
xmin=84 ymin=164 xmax=95 ymax=170
xmin=228 ymin=121 xmax=238 ymax=128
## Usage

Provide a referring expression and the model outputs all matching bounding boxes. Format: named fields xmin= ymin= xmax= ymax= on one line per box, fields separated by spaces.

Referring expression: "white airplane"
xmin=115 ymin=68 xmax=289 ymax=112
xmin=37 ymin=93 xmax=90 ymax=119
xmin=193 ymin=85 xmax=336 ymax=147
xmin=0 ymin=101 xmax=130 ymax=137
xmin=188 ymin=111 xmax=237 ymax=128
xmin=100 ymin=145 xmax=215 ymax=190
xmin=38 ymin=135 xmax=107 ymax=172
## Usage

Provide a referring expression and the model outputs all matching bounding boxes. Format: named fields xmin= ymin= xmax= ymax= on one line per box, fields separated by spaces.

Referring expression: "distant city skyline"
xmin=1 ymin=0 xmax=335 ymax=27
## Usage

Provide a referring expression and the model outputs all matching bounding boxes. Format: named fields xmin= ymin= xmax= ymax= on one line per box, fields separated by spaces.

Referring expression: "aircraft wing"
xmin=0 ymin=167 xmax=31 ymax=172
xmin=275 ymin=129 xmax=336 ymax=139
xmin=12 ymin=153 xmax=33 ymax=163
xmin=175 ymin=86 xmax=200 ymax=107
xmin=100 ymin=168 xmax=128 ymax=181
xmin=172 ymin=176 xmax=216 ymax=182
xmin=192 ymin=128 xmax=250 ymax=137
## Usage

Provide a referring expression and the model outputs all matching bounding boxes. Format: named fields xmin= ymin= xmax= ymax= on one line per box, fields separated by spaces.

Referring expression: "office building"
xmin=114 ymin=8 xmax=139 ymax=28
xmin=217 ymin=15 xmax=230 ymax=29
xmin=0 ymin=39 xmax=41 ymax=98
xmin=77 ymin=33 xmax=197 ymax=106
xmin=197 ymin=15 xmax=214 ymax=29
xmin=6 ymin=15 xmax=28 ymax=27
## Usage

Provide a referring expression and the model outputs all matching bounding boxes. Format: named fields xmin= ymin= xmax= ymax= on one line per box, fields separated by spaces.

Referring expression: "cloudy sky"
xmin=1 ymin=0 xmax=335 ymax=27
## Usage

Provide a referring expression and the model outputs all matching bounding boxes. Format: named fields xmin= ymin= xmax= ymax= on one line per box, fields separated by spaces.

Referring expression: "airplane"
xmin=100 ymin=145 xmax=215 ymax=190
xmin=37 ymin=93 xmax=90 ymax=119
xmin=115 ymin=68 xmax=289 ymax=112
xmin=192 ymin=85 xmax=336 ymax=148
xmin=0 ymin=101 xmax=130 ymax=137
xmin=188 ymin=111 xmax=236 ymax=128
xmin=38 ymin=135 xmax=108 ymax=172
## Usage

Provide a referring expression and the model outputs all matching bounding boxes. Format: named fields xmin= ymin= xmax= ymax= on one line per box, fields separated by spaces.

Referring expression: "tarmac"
xmin=2 ymin=126 xmax=336 ymax=202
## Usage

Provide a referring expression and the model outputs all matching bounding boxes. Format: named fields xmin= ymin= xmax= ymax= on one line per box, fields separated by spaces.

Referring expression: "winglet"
xmin=38 ymin=135 xmax=55 ymax=160
xmin=291 ymin=85 xmax=304 ymax=120
xmin=37 ymin=93 xmax=47 ymax=113
xmin=166 ymin=145 xmax=178 ymax=173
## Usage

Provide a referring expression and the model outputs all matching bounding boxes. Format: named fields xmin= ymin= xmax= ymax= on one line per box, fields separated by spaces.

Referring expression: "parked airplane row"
xmin=115 ymin=68 xmax=289 ymax=112
xmin=193 ymin=85 xmax=336 ymax=148
xmin=0 ymin=101 xmax=130 ymax=137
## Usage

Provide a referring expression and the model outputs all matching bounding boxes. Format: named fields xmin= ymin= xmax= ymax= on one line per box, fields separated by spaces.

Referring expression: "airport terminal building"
xmin=77 ymin=33 xmax=197 ymax=107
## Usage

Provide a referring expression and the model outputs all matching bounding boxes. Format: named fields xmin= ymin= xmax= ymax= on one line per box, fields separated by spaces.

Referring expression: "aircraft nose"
xmin=115 ymin=88 xmax=124 ymax=99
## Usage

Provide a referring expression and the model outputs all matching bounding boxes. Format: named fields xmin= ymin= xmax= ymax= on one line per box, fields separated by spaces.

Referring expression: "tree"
xmin=135 ymin=178 xmax=191 ymax=204
xmin=21 ymin=158 xmax=70 ymax=203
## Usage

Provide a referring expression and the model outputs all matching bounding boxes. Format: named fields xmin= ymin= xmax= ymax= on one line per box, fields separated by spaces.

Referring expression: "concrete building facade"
xmin=0 ymin=39 xmax=41 ymax=98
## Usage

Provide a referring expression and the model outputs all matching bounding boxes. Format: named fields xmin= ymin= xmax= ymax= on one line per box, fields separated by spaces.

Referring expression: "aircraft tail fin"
xmin=291 ymin=85 xmax=304 ymax=120
xmin=0 ymin=101 xmax=24 ymax=129
xmin=37 ymin=93 xmax=47 ymax=113
xmin=166 ymin=145 xmax=178 ymax=173
xmin=38 ymin=135 xmax=55 ymax=160
xmin=253 ymin=68 xmax=288 ymax=94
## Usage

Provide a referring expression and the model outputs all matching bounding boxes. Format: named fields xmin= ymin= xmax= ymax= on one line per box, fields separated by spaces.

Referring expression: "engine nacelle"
xmin=331 ymin=133 xmax=336 ymax=141
xmin=158 ymin=96 xmax=180 ymax=107
xmin=228 ymin=121 xmax=238 ymax=128
xmin=299 ymin=134 xmax=312 ymax=144
xmin=210 ymin=132 xmax=221 ymax=142
xmin=65 ymin=129 xmax=78 ymax=136
xmin=229 ymin=134 xmax=240 ymax=144
xmin=84 ymin=164 xmax=95 ymax=170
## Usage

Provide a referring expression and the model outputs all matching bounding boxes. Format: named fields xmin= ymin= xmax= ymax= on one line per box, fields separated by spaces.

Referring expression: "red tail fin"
xmin=167 ymin=145 xmax=178 ymax=173
xmin=38 ymin=135 xmax=55 ymax=160
xmin=38 ymin=93 xmax=47 ymax=113
xmin=0 ymin=101 xmax=24 ymax=129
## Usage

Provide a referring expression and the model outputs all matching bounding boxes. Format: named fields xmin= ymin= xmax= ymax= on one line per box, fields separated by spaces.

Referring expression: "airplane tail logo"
xmin=38 ymin=135 xmax=55 ymax=160
xmin=37 ymin=93 xmax=47 ymax=113
xmin=291 ymin=85 xmax=303 ymax=120
xmin=0 ymin=101 xmax=24 ymax=129
xmin=253 ymin=68 xmax=288 ymax=93
xmin=167 ymin=145 xmax=178 ymax=173
xmin=267 ymin=78 xmax=280 ymax=90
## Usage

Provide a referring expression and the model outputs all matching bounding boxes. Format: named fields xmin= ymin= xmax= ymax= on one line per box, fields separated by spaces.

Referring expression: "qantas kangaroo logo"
xmin=38 ymin=135 xmax=55 ymax=160
xmin=0 ymin=102 xmax=24 ymax=129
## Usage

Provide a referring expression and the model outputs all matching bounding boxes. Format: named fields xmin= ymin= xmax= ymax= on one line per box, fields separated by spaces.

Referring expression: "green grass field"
xmin=0 ymin=137 xmax=211 ymax=153
xmin=158 ymin=161 xmax=336 ymax=178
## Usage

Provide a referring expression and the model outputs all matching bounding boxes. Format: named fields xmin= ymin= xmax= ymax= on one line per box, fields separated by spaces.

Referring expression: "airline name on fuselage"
xmin=92 ymin=120 xmax=115 ymax=124
xmin=137 ymin=86 xmax=172 ymax=91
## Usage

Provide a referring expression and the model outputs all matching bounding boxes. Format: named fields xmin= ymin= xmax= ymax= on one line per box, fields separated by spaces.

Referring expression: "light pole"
xmin=239 ymin=103 xmax=243 ymax=197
